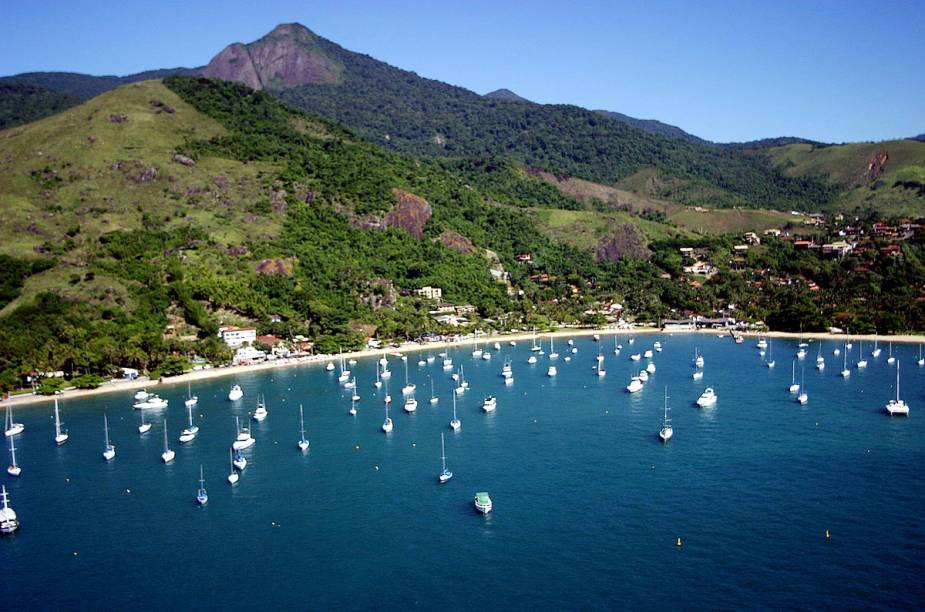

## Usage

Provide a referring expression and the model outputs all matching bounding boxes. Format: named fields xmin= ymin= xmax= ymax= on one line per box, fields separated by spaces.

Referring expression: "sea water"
xmin=1 ymin=335 xmax=923 ymax=609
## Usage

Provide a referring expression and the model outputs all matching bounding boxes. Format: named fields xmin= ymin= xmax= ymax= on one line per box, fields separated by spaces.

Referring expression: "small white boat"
xmin=493 ymin=342 xmax=501 ymax=351
xmin=840 ymin=343 xmax=850 ymax=377
xmin=505 ymin=376 xmax=514 ymax=385
xmin=646 ymin=362 xmax=656 ymax=374
xmin=233 ymin=450 xmax=247 ymax=471
xmin=326 ymin=362 xmax=335 ymax=371
xmin=628 ymin=338 xmax=635 ymax=345
xmin=382 ymin=368 xmax=392 ymax=380
xmin=481 ymin=351 xmax=492 ymax=361
xmin=161 ymin=419 xmax=175 ymax=463
xmin=430 ymin=379 xmax=439 ymax=405
xmin=788 ymin=361 xmax=800 ymax=393
xmin=252 ymin=397 xmax=268 ymax=422
xmin=887 ymin=342 xmax=895 ymax=364
xmin=796 ymin=348 xmax=806 ymax=360
xmin=659 ymin=387 xmax=673 ymax=443
xmin=427 ymin=353 xmax=436 ymax=364
xmin=696 ymin=387 xmax=717 ymax=407
xmin=547 ymin=365 xmax=557 ymax=377
xmin=482 ymin=396 xmax=497 ymax=412
xmin=196 ymin=465 xmax=208 ymax=506
xmin=833 ymin=348 xmax=840 ymax=356
xmin=630 ymin=353 xmax=642 ymax=361
xmin=228 ymin=385 xmax=243 ymax=402
xmin=7 ymin=434 xmax=22 ymax=477
xmin=0 ymin=485 xmax=19 ymax=534
xmin=232 ymin=417 xmax=255 ymax=451
xmin=442 ymin=357 xmax=453 ymax=370
xmin=857 ymin=340 xmax=868 ymax=368
xmin=756 ymin=338 xmax=768 ymax=350
xmin=403 ymin=392 xmax=418 ymax=413
xmin=693 ymin=348 xmax=704 ymax=368
xmin=796 ymin=367 xmax=808 ymax=404
xmin=593 ymin=334 xmax=601 ymax=342
xmin=298 ymin=404 xmax=310 ymax=451
xmin=418 ymin=358 xmax=426 ymax=367
xmin=102 ymin=414 xmax=116 ymax=461
xmin=531 ymin=331 xmax=541 ymax=352
xmin=349 ymin=396 xmax=358 ymax=416
xmin=184 ymin=382 xmax=198 ymax=409
xmin=654 ymin=341 xmax=663 ymax=352
xmin=374 ymin=364 xmax=383 ymax=388
xmin=527 ymin=355 xmax=537 ymax=364
xmin=133 ymin=395 xmax=168 ymax=410
xmin=918 ymin=344 xmax=924 ymax=366
xmin=570 ymin=347 xmax=578 ymax=354
xmin=449 ymin=393 xmax=461 ymax=430
xmin=439 ymin=433 xmax=453 ymax=483
xmin=568 ymin=339 xmax=575 ymax=346
xmin=548 ymin=337 xmax=559 ymax=360
xmin=227 ymin=449 xmax=239 ymax=485
xmin=692 ymin=370 xmax=704 ymax=380
xmin=638 ymin=370 xmax=649 ymax=382
xmin=872 ymin=340 xmax=881 ymax=358
xmin=474 ymin=491 xmax=492 ymax=514
xmin=885 ymin=361 xmax=909 ymax=416
xmin=179 ymin=402 xmax=199 ymax=443
xmin=597 ymin=358 xmax=606 ymax=377
xmin=382 ymin=397 xmax=393 ymax=433
xmin=134 ymin=389 xmax=151 ymax=401
xmin=643 ymin=350 xmax=654 ymax=359
xmin=53 ymin=398 xmax=68 ymax=445
xmin=471 ymin=343 xmax=483 ymax=358
xmin=349 ymin=358 xmax=357 ymax=366
xmin=138 ymin=408 xmax=152 ymax=434
xmin=509 ymin=341 xmax=517 ymax=347
xmin=626 ymin=377 xmax=644 ymax=393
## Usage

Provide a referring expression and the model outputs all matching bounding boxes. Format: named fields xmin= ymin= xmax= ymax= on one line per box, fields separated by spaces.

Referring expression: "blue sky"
xmin=2 ymin=0 xmax=922 ymax=143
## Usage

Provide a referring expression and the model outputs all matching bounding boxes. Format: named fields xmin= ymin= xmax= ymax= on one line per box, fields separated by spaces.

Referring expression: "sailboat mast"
xmin=896 ymin=361 xmax=900 ymax=401
xmin=54 ymin=398 xmax=62 ymax=436
xmin=163 ymin=419 xmax=169 ymax=452
xmin=104 ymin=414 xmax=110 ymax=446
xmin=441 ymin=433 xmax=447 ymax=471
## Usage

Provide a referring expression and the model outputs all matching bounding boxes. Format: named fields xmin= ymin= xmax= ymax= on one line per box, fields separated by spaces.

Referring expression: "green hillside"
xmin=763 ymin=140 xmax=925 ymax=214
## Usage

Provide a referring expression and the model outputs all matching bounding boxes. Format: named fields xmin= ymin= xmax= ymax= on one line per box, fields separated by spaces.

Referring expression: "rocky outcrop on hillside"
xmin=438 ymin=230 xmax=476 ymax=254
xmin=385 ymin=189 xmax=432 ymax=239
xmin=201 ymin=23 xmax=343 ymax=90
xmin=255 ymin=258 xmax=292 ymax=276
xmin=865 ymin=150 xmax=889 ymax=182
xmin=595 ymin=223 xmax=648 ymax=263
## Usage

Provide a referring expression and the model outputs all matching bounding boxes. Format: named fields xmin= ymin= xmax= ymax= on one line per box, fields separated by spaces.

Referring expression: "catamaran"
xmin=227 ymin=449 xmax=239 ymax=485
xmin=7 ymin=434 xmax=21 ymax=476
xmin=4 ymin=407 xmax=24 ymax=438
xmin=659 ymin=387 xmax=673 ymax=443
xmin=196 ymin=465 xmax=208 ymax=506
xmin=298 ymin=404 xmax=310 ymax=450
xmin=53 ymin=398 xmax=68 ymax=445
xmin=102 ymin=414 xmax=115 ymax=461
xmin=885 ymin=361 xmax=909 ymax=416
xmin=161 ymin=419 xmax=175 ymax=463
xmin=450 ymin=392 xmax=461 ymax=431
xmin=0 ymin=485 xmax=19 ymax=534
xmin=438 ymin=433 xmax=453 ymax=483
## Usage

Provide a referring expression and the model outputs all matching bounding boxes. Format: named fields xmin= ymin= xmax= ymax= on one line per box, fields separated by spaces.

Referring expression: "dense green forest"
xmin=0 ymin=83 xmax=80 ymax=130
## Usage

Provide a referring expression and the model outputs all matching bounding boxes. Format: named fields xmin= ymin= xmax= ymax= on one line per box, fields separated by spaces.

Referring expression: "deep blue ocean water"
xmin=1 ymin=334 xmax=923 ymax=610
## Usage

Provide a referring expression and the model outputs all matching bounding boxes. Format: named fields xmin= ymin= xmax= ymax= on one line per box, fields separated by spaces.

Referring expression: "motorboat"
xmin=482 ymin=396 xmax=497 ymax=412
xmin=696 ymin=388 xmax=717 ymax=407
xmin=626 ymin=377 xmax=644 ymax=393
xmin=474 ymin=492 xmax=493 ymax=514
xmin=227 ymin=385 xmax=243 ymax=402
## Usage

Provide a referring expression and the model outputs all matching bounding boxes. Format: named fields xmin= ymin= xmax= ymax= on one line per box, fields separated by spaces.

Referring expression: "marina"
xmin=0 ymin=333 xmax=922 ymax=608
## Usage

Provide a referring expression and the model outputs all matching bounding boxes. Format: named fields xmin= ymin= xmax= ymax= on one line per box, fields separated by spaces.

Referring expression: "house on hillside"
xmin=219 ymin=326 xmax=257 ymax=348
xmin=822 ymin=241 xmax=853 ymax=257
xmin=743 ymin=232 xmax=761 ymax=245
xmin=415 ymin=286 xmax=443 ymax=301
xmin=682 ymin=261 xmax=715 ymax=276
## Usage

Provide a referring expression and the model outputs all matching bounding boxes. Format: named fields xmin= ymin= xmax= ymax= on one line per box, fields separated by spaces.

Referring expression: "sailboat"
xmin=438 ymin=433 xmax=453 ymax=483
xmin=349 ymin=393 xmax=358 ymax=416
xmin=887 ymin=342 xmax=895 ymax=364
xmin=427 ymin=352 xmax=436 ymax=364
xmin=442 ymin=352 xmax=452 ymax=370
xmin=919 ymin=344 xmax=924 ymax=367
xmin=232 ymin=416 xmax=255 ymax=450
xmin=531 ymin=330 xmax=541 ymax=352
xmin=179 ymin=402 xmax=199 ymax=443
xmin=796 ymin=367 xmax=808 ymax=404
xmin=196 ymin=465 xmax=208 ymax=506
xmin=614 ymin=336 xmax=621 ymax=354
xmin=450 ymin=391 xmax=461 ymax=431
xmin=402 ymin=360 xmax=416 ymax=395
xmin=693 ymin=348 xmax=704 ymax=368
xmin=233 ymin=449 xmax=247 ymax=471
xmin=816 ymin=342 xmax=825 ymax=369
xmin=382 ymin=394 xmax=393 ymax=433
xmin=597 ymin=353 xmax=606 ymax=377
xmin=471 ymin=341 xmax=482 ymax=359
xmin=885 ymin=361 xmax=910 ymax=416
xmin=138 ymin=407 xmax=152 ymax=434
xmin=840 ymin=343 xmax=850 ymax=377
xmin=4 ymin=406 xmax=24 ymax=437
xmin=53 ymin=398 xmax=68 ymax=445
xmin=788 ymin=361 xmax=800 ymax=393
xmin=374 ymin=363 xmax=382 ymax=388
xmin=338 ymin=351 xmax=351 ymax=383
xmin=857 ymin=340 xmax=868 ymax=368
xmin=298 ymin=404 xmax=309 ymax=451
xmin=403 ymin=389 xmax=418 ymax=413
xmin=872 ymin=339 xmax=882 ymax=358
xmin=102 ymin=414 xmax=116 ymax=461
xmin=381 ymin=354 xmax=392 ymax=379
xmin=659 ymin=387 xmax=673 ymax=443
xmin=549 ymin=337 xmax=559 ymax=359
xmin=227 ymin=448 xmax=239 ymax=485
xmin=185 ymin=382 xmax=198 ymax=409
xmin=430 ymin=378 xmax=439 ymax=405
xmin=351 ymin=378 xmax=360 ymax=402
xmin=765 ymin=339 xmax=775 ymax=368
xmin=161 ymin=419 xmax=175 ymax=463
xmin=0 ymin=485 xmax=19 ymax=534
xmin=7 ymin=434 xmax=21 ymax=476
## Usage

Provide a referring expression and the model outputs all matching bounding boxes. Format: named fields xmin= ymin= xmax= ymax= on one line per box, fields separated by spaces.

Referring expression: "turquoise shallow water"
xmin=1 ymin=334 xmax=924 ymax=609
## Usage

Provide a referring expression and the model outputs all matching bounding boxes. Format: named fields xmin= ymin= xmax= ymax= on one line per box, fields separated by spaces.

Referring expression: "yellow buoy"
xmin=677 ymin=537 xmax=683 ymax=547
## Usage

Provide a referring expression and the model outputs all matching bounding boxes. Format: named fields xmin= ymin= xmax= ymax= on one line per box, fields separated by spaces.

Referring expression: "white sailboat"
xmin=196 ymin=465 xmax=208 ymax=506
xmin=887 ymin=342 xmax=895 ymax=364
xmin=548 ymin=337 xmax=559 ymax=359
xmin=351 ymin=379 xmax=360 ymax=402
xmin=531 ymin=330 xmax=541 ymax=352
xmin=0 ymin=486 xmax=19 ymax=534
xmin=597 ymin=354 xmax=606 ymax=377
xmin=338 ymin=352 xmax=351 ymax=383
xmin=659 ymin=387 xmax=673 ymax=443
xmin=326 ymin=361 xmax=335 ymax=372
xmin=614 ymin=336 xmax=621 ymax=354
xmin=840 ymin=343 xmax=850 ymax=377
xmin=185 ymin=382 xmax=198 ymax=409
xmin=765 ymin=339 xmax=775 ymax=368
xmin=427 ymin=352 xmax=436 ymax=364
xmin=138 ymin=408 xmax=152 ymax=434
xmin=179 ymin=402 xmax=198 ymax=443
xmin=382 ymin=355 xmax=392 ymax=379
xmin=788 ymin=360 xmax=800 ymax=392
xmin=919 ymin=344 xmax=924 ymax=367
xmin=53 ymin=398 xmax=68 ymax=445
xmin=816 ymin=342 xmax=825 ymax=369
xmin=102 ymin=414 xmax=115 ymax=461
xmin=382 ymin=395 xmax=393 ymax=433
xmin=349 ymin=395 xmax=358 ymax=416
xmin=527 ymin=355 xmax=537 ymax=364
xmin=4 ymin=406 xmax=24 ymax=437
xmin=7 ymin=434 xmax=21 ymax=476
xmin=430 ymin=379 xmax=439 ymax=405
xmin=796 ymin=367 xmax=808 ymax=404
xmin=692 ymin=370 xmax=704 ymax=380
xmin=885 ymin=361 xmax=909 ymax=416
xmin=872 ymin=339 xmax=881 ymax=358
xmin=233 ymin=450 xmax=247 ymax=471
xmin=693 ymin=348 xmax=704 ymax=368
xmin=375 ymin=363 xmax=382 ymax=388
xmin=857 ymin=340 xmax=868 ymax=368
xmin=232 ymin=416 xmax=255 ymax=450
xmin=402 ymin=360 xmax=416 ymax=395
xmin=298 ymin=404 xmax=310 ymax=451
xmin=227 ymin=448 xmax=239 ymax=484
xmin=438 ymin=433 xmax=453 ymax=483
xmin=450 ymin=391 xmax=461 ymax=431
xmin=161 ymin=419 xmax=175 ymax=463
xmin=442 ymin=353 xmax=452 ymax=370
xmin=403 ymin=389 xmax=418 ymax=413
xmin=471 ymin=342 xmax=482 ymax=358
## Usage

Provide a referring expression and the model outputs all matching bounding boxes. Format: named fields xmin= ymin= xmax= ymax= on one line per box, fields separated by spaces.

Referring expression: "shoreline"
xmin=4 ymin=326 xmax=921 ymax=409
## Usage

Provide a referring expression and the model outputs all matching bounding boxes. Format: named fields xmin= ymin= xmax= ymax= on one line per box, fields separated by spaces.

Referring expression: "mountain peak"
xmin=485 ymin=88 xmax=529 ymax=103
xmin=201 ymin=23 xmax=343 ymax=90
